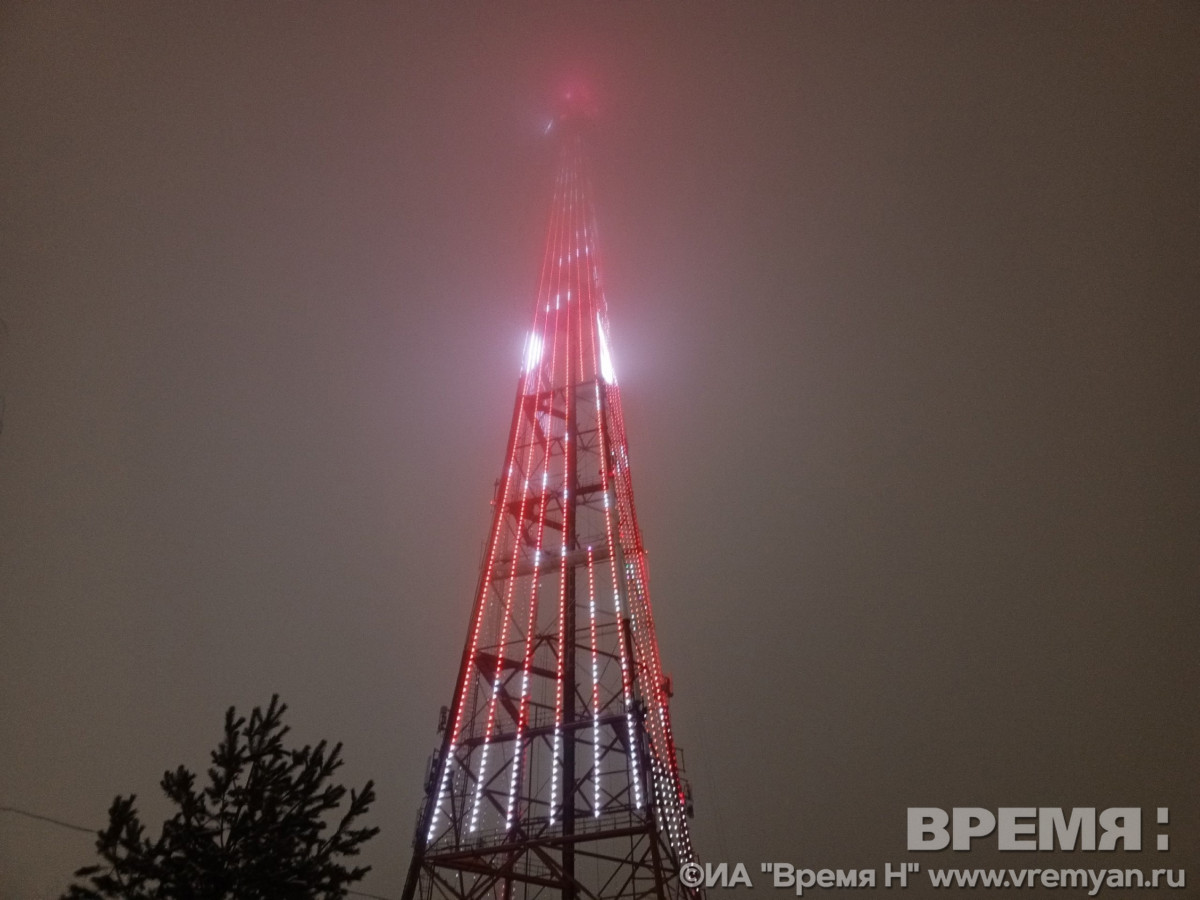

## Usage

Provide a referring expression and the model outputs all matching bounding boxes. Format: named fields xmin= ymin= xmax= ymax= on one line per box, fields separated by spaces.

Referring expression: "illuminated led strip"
xmin=573 ymin=144 xmax=590 ymax=385
xmin=596 ymin=314 xmax=616 ymax=384
xmin=505 ymin=169 xmax=572 ymax=829
xmin=469 ymin=468 xmax=534 ymax=831
xmin=586 ymin=546 xmax=601 ymax=815
xmin=572 ymin=167 xmax=644 ymax=810
xmin=575 ymin=167 xmax=607 ymax=817
xmin=586 ymin=205 xmax=687 ymax=846
xmin=591 ymin=379 xmax=642 ymax=810
xmin=551 ymin=146 xmax=593 ymax=828
xmin=609 ymin=441 xmax=676 ymax=839
xmin=546 ymin=156 xmax=576 ymax=829
xmin=542 ymin=139 xmax=581 ymax=829
xmin=468 ymin=141 xmax=573 ymax=834
xmin=610 ymin=471 xmax=668 ymax=831
xmin=549 ymin=499 xmax=568 ymax=827
xmin=577 ymin=144 xmax=690 ymax=846
xmin=505 ymin=465 xmax=552 ymax=828
xmin=605 ymin=389 xmax=695 ymax=857
xmin=577 ymin=256 xmax=644 ymax=810
xmin=426 ymin=296 xmax=547 ymax=841
xmin=432 ymin=124 xmax=700 ymax=864
xmin=630 ymin=559 xmax=684 ymax=851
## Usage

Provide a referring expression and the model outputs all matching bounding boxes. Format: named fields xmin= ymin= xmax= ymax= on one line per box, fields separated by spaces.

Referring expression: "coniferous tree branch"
xmin=63 ymin=696 xmax=378 ymax=900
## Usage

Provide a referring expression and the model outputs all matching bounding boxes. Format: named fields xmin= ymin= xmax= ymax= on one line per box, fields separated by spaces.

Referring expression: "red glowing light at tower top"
xmin=552 ymin=80 xmax=601 ymax=129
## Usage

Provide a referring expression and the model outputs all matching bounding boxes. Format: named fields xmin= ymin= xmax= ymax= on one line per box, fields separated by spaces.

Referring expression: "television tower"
xmin=402 ymin=95 xmax=701 ymax=900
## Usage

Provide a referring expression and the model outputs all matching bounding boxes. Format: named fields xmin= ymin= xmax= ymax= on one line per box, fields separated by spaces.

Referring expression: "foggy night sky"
xmin=2 ymin=3 xmax=1198 ymax=897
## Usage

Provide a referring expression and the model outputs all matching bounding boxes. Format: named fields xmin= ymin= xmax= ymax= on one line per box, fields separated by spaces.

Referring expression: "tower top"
xmin=550 ymin=81 xmax=599 ymax=134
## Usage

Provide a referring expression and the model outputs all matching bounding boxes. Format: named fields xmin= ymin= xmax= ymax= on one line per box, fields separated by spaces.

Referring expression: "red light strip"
xmin=581 ymin=151 xmax=693 ymax=854
xmin=469 ymin=147 xmax=571 ymax=834
xmin=590 ymin=378 xmax=642 ymax=808
xmin=609 ymin=418 xmax=675 ymax=838
xmin=605 ymin=387 xmax=693 ymax=858
xmin=576 ymin=173 xmax=642 ymax=809
xmin=547 ymin=142 xmax=579 ymax=827
xmin=431 ymin=125 xmax=698 ymax=863
xmin=505 ymin=145 xmax=573 ymax=829
xmin=426 ymin=181 xmax=562 ymax=838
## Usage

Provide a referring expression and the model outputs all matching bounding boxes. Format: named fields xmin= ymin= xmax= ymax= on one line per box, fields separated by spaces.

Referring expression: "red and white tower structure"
xmin=402 ymin=99 xmax=700 ymax=900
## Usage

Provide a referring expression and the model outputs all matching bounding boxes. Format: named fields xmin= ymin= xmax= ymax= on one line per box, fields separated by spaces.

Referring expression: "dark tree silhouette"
xmin=63 ymin=695 xmax=379 ymax=900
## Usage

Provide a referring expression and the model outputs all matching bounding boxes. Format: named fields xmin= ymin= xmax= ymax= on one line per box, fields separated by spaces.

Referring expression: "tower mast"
xmin=403 ymin=99 xmax=700 ymax=900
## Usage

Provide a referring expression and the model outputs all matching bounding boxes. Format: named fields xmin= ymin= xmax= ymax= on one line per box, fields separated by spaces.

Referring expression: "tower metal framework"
xmin=402 ymin=107 xmax=700 ymax=900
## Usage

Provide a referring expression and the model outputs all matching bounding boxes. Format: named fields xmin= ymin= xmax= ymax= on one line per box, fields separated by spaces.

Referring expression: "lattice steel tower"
xmin=401 ymin=100 xmax=701 ymax=900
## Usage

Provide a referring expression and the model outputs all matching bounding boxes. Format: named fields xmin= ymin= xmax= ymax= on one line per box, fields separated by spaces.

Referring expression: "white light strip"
xmin=593 ymin=381 xmax=642 ymax=809
xmin=587 ymin=547 xmax=601 ymax=816
xmin=524 ymin=331 xmax=543 ymax=372
xmin=596 ymin=314 xmax=616 ymax=384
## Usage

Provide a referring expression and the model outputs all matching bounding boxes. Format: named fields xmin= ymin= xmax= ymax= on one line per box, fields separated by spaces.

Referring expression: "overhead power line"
xmin=0 ymin=804 xmax=95 ymax=835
